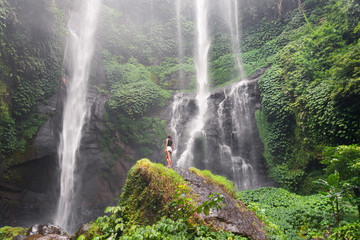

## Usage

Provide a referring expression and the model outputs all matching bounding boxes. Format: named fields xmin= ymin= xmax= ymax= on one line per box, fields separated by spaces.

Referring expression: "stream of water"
xmin=171 ymin=0 xmax=265 ymax=190
xmin=176 ymin=0 xmax=211 ymax=168
xmin=54 ymin=0 xmax=101 ymax=232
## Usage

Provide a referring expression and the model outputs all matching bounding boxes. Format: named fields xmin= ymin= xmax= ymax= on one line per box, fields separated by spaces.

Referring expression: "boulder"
xmin=174 ymin=167 xmax=267 ymax=240
xmin=26 ymin=224 xmax=66 ymax=236
xmin=25 ymin=234 xmax=69 ymax=240
xmin=13 ymin=235 xmax=27 ymax=240
xmin=120 ymin=159 xmax=267 ymax=240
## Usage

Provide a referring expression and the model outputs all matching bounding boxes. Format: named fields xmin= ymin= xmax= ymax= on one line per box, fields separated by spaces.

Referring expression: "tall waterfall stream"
xmin=54 ymin=0 xmax=101 ymax=232
xmin=176 ymin=0 xmax=211 ymax=168
xmin=172 ymin=0 xmax=269 ymax=190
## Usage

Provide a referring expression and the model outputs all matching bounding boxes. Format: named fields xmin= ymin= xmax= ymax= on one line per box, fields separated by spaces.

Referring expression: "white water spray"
xmin=175 ymin=0 xmax=184 ymax=81
xmin=177 ymin=0 xmax=210 ymax=167
xmin=55 ymin=0 xmax=101 ymax=232
xmin=222 ymin=0 xmax=245 ymax=79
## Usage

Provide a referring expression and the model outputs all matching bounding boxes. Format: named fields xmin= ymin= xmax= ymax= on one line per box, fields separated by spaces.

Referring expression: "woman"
xmin=165 ymin=135 xmax=173 ymax=167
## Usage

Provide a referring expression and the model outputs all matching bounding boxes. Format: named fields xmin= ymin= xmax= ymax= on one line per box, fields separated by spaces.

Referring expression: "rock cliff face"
xmin=0 ymin=77 xmax=133 ymax=229
xmin=169 ymin=68 xmax=275 ymax=190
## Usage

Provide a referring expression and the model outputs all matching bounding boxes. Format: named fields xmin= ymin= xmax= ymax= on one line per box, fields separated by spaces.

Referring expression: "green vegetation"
xmin=81 ymin=159 xmax=248 ymax=240
xmin=0 ymin=0 xmax=64 ymax=171
xmin=242 ymin=0 xmax=360 ymax=192
xmin=238 ymin=187 xmax=358 ymax=239
xmin=104 ymin=55 xmax=171 ymax=118
xmin=101 ymin=51 xmax=171 ymax=163
xmin=148 ymin=57 xmax=195 ymax=89
xmin=319 ymin=145 xmax=360 ymax=218
xmin=0 ymin=226 xmax=26 ymax=240
xmin=99 ymin=112 xmax=167 ymax=164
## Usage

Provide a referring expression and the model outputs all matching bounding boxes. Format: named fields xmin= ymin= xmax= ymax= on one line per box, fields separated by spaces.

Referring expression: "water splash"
xmin=54 ymin=0 xmax=101 ymax=232
xmin=177 ymin=0 xmax=210 ymax=168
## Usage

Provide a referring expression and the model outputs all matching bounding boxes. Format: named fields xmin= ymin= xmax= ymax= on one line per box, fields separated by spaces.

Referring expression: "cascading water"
xmin=216 ymin=81 xmax=259 ymax=189
xmin=54 ymin=0 xmax=101 ymax=232
xmin=221 ymin=0 xmax=245 ymax=79
xmin=176 ymin=0 xmax=211 ymax=168
xmin=217 ymin=0 xmax=258 ymax=189
xmin=170 ymin=0 xmax=273 ymax=190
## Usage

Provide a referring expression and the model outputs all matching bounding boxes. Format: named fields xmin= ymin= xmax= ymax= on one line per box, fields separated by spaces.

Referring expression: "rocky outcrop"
xmin=174 ymin=167 xmax=267 ymax=240
xmin=119 ymin=159 xmax=267 ymax=239
xmin=13 ymin=223 xmax=68 ymax=240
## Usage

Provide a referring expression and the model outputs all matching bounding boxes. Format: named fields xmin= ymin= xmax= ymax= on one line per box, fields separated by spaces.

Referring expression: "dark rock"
xmin=71 ymin=223 xmax=91 ymax=240
xmin=25 ymin=234 xmax=69 ymax=240
xmin=174 ymin=167 xmax=267 ymax=240
xmin=13 ymin=235 xmax=27 ymax=240
xmin=168 ymin=67 xmax=277 ymax=189
xmin=26 ymin=224 xmax=67 ymax=237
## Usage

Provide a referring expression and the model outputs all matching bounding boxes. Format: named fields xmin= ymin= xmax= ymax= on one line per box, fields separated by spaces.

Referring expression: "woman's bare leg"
xmin=166 ymin=151 xmax=172 ymax=167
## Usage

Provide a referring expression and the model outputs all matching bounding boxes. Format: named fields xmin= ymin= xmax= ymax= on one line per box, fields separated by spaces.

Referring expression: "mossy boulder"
xmin=118 ymin=159 xmax=267 ymax=240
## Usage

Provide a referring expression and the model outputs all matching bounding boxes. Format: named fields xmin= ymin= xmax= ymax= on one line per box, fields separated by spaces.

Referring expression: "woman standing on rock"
xmin=165 ymin=135 xmax=173 ymax=167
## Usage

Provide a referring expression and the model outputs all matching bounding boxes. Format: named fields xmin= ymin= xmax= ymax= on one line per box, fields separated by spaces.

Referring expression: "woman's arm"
xmin=165 ymin=139 xmax=168 ymax=152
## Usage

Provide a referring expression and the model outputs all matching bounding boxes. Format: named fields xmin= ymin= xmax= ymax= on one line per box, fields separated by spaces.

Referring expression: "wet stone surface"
xmin=173 ymin=167 xmax=267 ymax=240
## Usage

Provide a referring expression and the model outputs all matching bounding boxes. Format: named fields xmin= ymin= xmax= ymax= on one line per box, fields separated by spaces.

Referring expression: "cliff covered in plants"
xmin=0 ymin=0 xmax=66 ymax=175
xmin=238 ymin=0 xmax=360 ymax=193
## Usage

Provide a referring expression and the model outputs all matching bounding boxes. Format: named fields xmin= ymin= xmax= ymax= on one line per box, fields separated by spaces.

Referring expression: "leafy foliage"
xmin=320 ymin=145 xmax=360 ymax=218
xmin=314 ymin=171 xmax=345 ymax=224
xmin=210 ymin=54 xmax=238 ymax=86
xmin=251 ymin=0 xmax=360 ymax=192
xmin=237 ymin=187 xmax=358 ymax=239
xmin=0 ymin=226 xmax=26 ymax=240
xmin=329 ymin=221 xmax=360 ymax=240
xmin=100 ymin=111 xmax=167 ymax=164
xmin=104 ymin=55 xmax=171 ymax=118
xmin=0 ymin=0 xmax=63 ymax=169
xmin=148 ymin=57 xmax=195 ymax=89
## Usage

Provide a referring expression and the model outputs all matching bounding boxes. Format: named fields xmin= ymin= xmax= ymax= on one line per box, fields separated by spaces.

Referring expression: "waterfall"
xmin=217 ymin=81 xmax=258 ymax=189
xmin=177 ymin=0 xmax=211 ymax=168
xmin=219 ymin=0 xmax=258 ymax=189
xmin=175 ymin=0 xmax=184 ymax=81
xmin=54 ymin=0 xmax=101 ymax=232
xmin=221 ymin=0 xmax=245 ymax=79
xmin=170 ymin=0 xmax=272 ymax=190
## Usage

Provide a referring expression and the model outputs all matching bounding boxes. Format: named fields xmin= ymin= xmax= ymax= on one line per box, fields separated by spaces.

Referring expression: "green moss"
xmin=189 ymin=167 xmax=236 ymax=198
xmin=119 ymin=159 xmax=188 ymax=226
xmin=0 ymin=226 xmax=26 ymax=240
